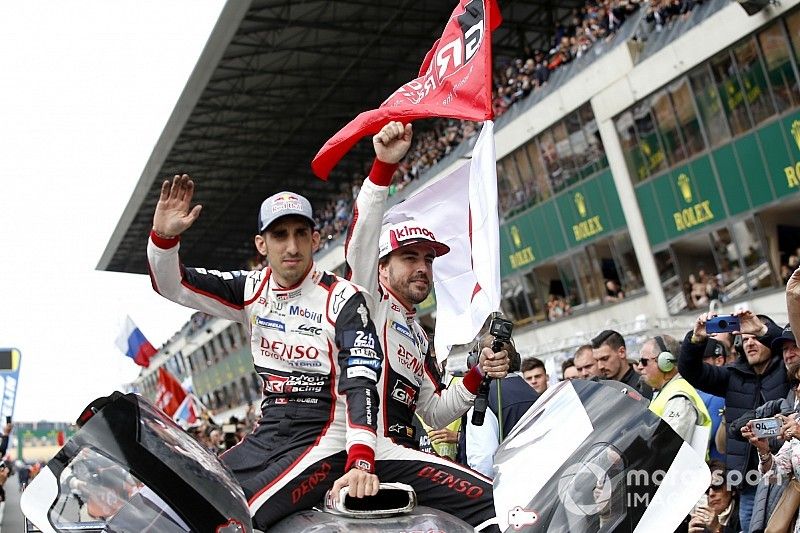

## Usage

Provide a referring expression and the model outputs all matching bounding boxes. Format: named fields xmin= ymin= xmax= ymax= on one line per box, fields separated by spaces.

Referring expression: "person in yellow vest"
xmin=413 ymin=375 xmax=463 ymax=460
xmin=642 ymin=334 xmax=712 ymax=452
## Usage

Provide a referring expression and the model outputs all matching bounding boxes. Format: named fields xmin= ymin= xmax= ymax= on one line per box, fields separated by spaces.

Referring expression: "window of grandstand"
xmin=497 ymin=104 xmax=606 ymax=218
xmin=499 ymin=232 xmax=644 ymax=326
xmin=618 ymin=17 xmax=800 ymax=183
xmin=654 ymin=212 xmax=793 ymax=314
xmin=759 ymin=196 xmax=800 ymax=287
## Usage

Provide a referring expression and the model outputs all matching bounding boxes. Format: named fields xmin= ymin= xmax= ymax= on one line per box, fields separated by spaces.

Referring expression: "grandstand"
xmin=100 ymin=0 xmax=799 ymax=410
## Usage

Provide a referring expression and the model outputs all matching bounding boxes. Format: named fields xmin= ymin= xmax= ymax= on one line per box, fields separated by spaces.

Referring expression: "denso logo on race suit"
xmin=255 ymin=316 xmax=285 ymax=331
xmin=292 ymin=462 xmax=331 ymax=504
xmin=391 ymin=379 xmax=417 ymax=408
xmin=260 ymin=337 xmax=320 ymax=360
xmin=397 ymin=345 xmax=424 ymax=378
xmin=289 ymin=305 xmax=322 ymax=323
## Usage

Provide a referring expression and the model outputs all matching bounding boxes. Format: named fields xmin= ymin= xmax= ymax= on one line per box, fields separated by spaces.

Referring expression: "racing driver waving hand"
xmin=147 ymin=176 xmax=383 ymax=529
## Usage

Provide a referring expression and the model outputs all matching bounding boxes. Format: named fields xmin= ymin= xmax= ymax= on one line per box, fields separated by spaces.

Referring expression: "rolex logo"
xmin=510 ymin=226 xmax=522 ymax=249
xmin=574 ymin=192 xmax=587 ymax=218
xmin=677 ymin=173 xmax=693 ymax=204
xmin=791 ymin=120 xmax=800 ymax=152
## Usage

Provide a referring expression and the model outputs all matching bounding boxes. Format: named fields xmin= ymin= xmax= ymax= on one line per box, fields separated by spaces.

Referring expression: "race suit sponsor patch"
xmin=342 ymin=330 xmax=377 ymax=349
xmin=347 ymin=357 xmax=382 ymax=369
xmin=255 ymin=316 xmax=285 ymax=331
xmin=391 ymin=320 xmax=415 ymax=341
xmin=391 ymin=379 xmax=417 ymax=408
xmin=348 ymin=366 xmax=378 ymax=382
xmin=349 ymin=347 xmax=378 ymax=358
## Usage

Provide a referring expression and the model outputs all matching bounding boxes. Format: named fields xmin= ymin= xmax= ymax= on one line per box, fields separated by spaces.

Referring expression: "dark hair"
xmin=703 ymin=339 xmax=727 ymax=360
xmin=521 ymin=357 xmax=545 ymax=373
xmin=707 ymin=459 xmax=730 ymax=490
xmin=591 ymin=330 xmax=625 ymax=351
xmin=788 ymin=361 xmax=800 ymax=383
xmin=561 ymin=358 xmax=575 ymax=374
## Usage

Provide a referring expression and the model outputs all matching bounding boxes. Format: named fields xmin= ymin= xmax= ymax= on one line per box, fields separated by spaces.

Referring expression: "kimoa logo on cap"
xmin=390 ymin=225 xmax=436 ymax=242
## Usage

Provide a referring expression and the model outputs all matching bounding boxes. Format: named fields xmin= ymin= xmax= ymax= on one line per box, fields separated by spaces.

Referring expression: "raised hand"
xmin=788 ymin=267 xmax=800 ymax=339
xmin=732 ymin=309 xmax=766 ymax=336
xmin=373 ymin=121 xmax=412 ymax=164
xmin=741 ymin=422 xmax=770 ymax=455
xmin=152 ymin=174 xmax=203 ymax=238
xmin=692 ymin=312 xmax=715 ymax=341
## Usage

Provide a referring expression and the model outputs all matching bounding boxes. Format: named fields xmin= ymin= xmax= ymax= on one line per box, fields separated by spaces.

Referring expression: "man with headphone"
xmin=642 ymin=334 xmax=711 ymax=447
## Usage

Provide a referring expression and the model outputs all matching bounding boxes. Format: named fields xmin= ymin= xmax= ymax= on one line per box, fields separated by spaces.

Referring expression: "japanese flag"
xmin=385 ymin=121 xmax=500 ymax=360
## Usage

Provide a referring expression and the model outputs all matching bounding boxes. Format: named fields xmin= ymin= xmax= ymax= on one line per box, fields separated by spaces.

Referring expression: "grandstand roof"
xmin=99 ymin=0 xmax=585 ymax=274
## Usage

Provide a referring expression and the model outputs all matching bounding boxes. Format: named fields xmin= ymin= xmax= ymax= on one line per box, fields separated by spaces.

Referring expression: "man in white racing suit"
xmin=344 ymin=122 xmax=508 ymax=530
xmin=148 ymin=175 xmax=383 ymax=529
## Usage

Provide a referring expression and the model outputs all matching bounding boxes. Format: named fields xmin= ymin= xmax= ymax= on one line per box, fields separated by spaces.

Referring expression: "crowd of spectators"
xmin=643 ymin=0 xmax=705 ymax=33
xmin=186 ymin=403 xmax=259 ymax=456
xmin=440 ymin=273 xmax=800 ymax=530
xmin=683 ymin=269 xmax=729 ymax=310
xmin=493 ymin=0 xmax=644 ymax=116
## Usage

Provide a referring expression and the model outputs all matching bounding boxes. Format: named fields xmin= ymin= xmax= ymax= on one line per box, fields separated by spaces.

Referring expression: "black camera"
xmin=489 ymin=317 xmax=513 ymax=343
xmin=472 ymin=316 xmax=514 ymax=426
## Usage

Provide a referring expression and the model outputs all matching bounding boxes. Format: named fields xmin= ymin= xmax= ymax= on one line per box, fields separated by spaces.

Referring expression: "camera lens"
xmin=719 ymin=320 xmax=728 ymax=328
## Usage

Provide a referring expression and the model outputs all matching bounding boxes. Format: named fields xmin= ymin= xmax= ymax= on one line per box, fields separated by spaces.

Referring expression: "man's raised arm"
xmin=147 ymin=174 xmax=250 ymax=324
xmin=344 ymin=122 xmax=411 ymax=295
xmin=789 ymin=267 xmax=800 ymax=339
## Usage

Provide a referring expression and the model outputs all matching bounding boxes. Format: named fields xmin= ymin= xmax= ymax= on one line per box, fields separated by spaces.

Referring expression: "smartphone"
xmin=751 ymin=416 xmax=782 ymax=438
xmin=706 ymin=315 xmax=740 ymax=334
xmin=693 ymin=493 xmax=709 ymax=514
